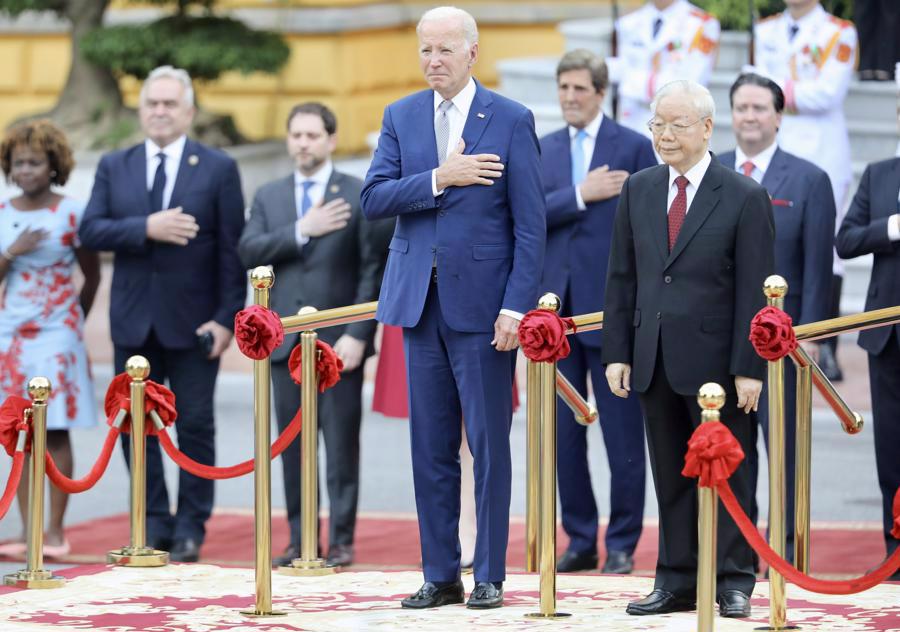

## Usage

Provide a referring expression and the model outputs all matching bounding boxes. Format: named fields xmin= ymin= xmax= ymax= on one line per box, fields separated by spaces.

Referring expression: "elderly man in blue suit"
xmin=719 ymin=72 xmax=835 ymax=562
xmin=540 ymin=49 xmax=656 ymax=575
xmin=79 ymin=66 xmax=246 ymax=563
xmin=362 ymin=6 xmax=544 ymax=610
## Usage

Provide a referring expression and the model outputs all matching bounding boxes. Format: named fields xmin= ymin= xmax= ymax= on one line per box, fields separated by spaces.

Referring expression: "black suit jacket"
xmin=602 ymin=157 xmax=775 ymax=395
xmin=836 ymin=157 xmax=900 ymax=355
xmin=238 ymin=170 xmax=393 ymax=362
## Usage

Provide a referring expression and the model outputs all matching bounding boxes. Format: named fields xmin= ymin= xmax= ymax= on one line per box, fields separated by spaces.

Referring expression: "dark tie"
xmin=668 ymin=175 xmax=689 ymax=251
xmin=149 ymin=152 xmax=167 ymax=211
xmin=741 ymin=160 xmax=755 ymax=179
xmin=299 ymin=180 xmax=314 ymax=217
xmin=652 ymin=17 xmax=663 ymax=39
xmin=788 ymin=24 xmax=799 ymax=41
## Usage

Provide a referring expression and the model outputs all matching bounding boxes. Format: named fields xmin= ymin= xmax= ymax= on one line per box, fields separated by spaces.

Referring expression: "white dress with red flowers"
xmin=0 ymin=197 xmax=98 ymax=429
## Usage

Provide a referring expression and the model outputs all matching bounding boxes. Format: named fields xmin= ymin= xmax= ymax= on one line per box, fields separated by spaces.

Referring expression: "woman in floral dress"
xmin=0 ymin=120 xmax=100 ymax=556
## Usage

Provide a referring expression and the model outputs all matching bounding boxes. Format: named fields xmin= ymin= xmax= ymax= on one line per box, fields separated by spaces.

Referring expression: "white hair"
xmin=651 ymin=80 xmax=715 ymax=120
xmin=417 ymin=6 xmax=479 ymax=48
xmin=140 ymin=65 xmax=195 ymax=108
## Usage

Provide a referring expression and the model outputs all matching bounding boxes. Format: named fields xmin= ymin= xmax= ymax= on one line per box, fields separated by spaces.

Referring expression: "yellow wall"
xmin=0 ymin=9 xmax=569 ymax=152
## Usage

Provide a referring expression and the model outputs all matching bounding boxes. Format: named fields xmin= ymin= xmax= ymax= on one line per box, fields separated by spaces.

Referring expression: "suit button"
xmin=430 ymin=247 xmax=436 ymax=253
xmin=656 ymin=312 xmax=661 ymax=320
xmin=439 ymin=211 xmax=446 ymax=217
xmin=664 ymin=275 xmax=672 ymax=284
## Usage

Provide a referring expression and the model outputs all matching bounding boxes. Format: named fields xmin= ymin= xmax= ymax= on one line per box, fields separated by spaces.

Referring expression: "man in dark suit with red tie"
xmin=603 ymin=80 xmax=774 ymax=618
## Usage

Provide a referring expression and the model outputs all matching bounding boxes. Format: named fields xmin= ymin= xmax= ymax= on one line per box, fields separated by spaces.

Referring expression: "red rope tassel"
xmin=44 ymin=426 xmax=121 ymax=494
xmin=0 ymin=452 xmax=25 ymax=520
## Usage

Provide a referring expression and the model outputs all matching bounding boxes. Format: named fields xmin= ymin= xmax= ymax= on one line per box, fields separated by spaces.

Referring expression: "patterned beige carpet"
xmin=0 ymin=565 xmax=898 ymax=631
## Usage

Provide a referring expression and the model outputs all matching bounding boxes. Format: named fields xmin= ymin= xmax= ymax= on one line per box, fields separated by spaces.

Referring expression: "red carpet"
xmin=1 ymin=509 xmax=890 ymax=579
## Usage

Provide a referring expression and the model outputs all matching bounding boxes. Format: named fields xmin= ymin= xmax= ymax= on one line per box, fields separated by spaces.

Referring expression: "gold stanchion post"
xmin=525 ymin=358 xmax=541 ymax=573
xmin=241 ymin=267 xmax=286 ymax=617
xmin=696 ymin=383 xmax=726 ymax=632
xmin=794 ymin=363 xmax=812 ymax=574
xmin=4 ymin=378 xmax=65 ymax=588
xmin=108 ymin=358 xmax=169 ymax=567
xmin=526 ymin=293 xmax=571 ymax=619
xmin=280 ymin=306 xmax=335 ymax=577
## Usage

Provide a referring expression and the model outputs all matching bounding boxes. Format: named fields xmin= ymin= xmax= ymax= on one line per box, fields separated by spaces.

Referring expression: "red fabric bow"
xmin=682 ymin=421 xmax=745 ymax=488
xmin=518 ymin=309 xmax=576 ymax=363
xmin=892 ymin=488 xmax=900 ymax=540
xmin=0 ymin=396 xmax=31 ymax=456
xmin=104 ymin=373 xmax=177 ymax=435
xmin=749 ymin=306 xmax=797 ymax=361
xmin=288 ymin=340 xmax=344 ymax=393
xmin=234 ymin=305 xmax=285 ymax=360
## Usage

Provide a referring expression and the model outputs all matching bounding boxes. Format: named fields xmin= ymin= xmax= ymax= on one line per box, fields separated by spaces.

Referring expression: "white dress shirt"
xmin=294 ymin=160 xmax=333 ymax=246
xmin=431 ymin=77 xmax=477 ymax=196
xmin=889 ymin=188 xmax=900 ymax=241
xmin=570 ymin=111 xmax=604 ymax=210
xmin=734 ymin=141 xmax=778 ymax=184
xmin=667 ymin=150 xmax=712 ymax=214
xmin=145 ymin=135 xmax=186 ymax=211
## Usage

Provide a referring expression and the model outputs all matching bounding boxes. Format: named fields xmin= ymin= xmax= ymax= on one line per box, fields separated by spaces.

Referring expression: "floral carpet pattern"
xmin=0 ymin=566 xmax=898 ymax=631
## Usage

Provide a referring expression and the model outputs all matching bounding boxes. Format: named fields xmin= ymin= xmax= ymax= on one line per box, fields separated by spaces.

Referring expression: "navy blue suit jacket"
xmin=836 ymin=157 xmax=900 ymax=355
xmin=361 ymin=80 xmax=545 ymax=332
xmin=79 ymin=139 xmax=246 ymax=349
xmin=540 ymin=117 xmax=656 ymax=347
xmin=719 ymin=147 xmax=834 ymax=325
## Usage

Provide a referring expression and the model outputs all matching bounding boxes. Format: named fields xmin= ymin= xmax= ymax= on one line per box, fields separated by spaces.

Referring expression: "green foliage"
xmin=80 ymin=15 xmax=290 ymax=82
xmin=694 ymin=0 xmax=854 ymax=31
xmin=0 ymin=0 xmax=65 ymax=17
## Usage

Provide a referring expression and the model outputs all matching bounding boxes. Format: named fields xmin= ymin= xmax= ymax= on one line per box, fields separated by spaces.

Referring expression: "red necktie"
xmin=668 ymin=175 xmax=689 ymax=252
xmin=741 ymin=160 xmax=755 ymax=178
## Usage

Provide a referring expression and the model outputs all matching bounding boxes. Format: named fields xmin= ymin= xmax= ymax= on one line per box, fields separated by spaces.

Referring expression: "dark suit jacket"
xmin=540 ymin=116 xmax=656 ymax=347
xmin=602 ymin=157 xmax=775 ymax=395
xmin=836 ymin=157 xmax=900 ymax=355
xmin=79 ymin=138 xmax=246 ymax=349
xmin=361 ymin=79 xmax=545 ymax=332
xmin=237 ymin=170 xmax=393 ymax=363
xmin=719 ymin=147 xmax=835 ymax=325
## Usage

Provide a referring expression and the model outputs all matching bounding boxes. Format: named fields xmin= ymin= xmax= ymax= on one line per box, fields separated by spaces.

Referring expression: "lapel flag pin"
xmin=330 ymin=184 xmax=340 ymax=194
xmin=188 ymin=155 xmax=199 ymax=166
xmin=477 ymin=112 xmax=485 ymax=119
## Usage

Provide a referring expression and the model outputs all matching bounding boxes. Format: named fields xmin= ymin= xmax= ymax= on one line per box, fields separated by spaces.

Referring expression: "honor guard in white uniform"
xmin=754 ymin=2 xmax=857 ymax=213
xmin=608 ymin=0 xmax=719 ymax=136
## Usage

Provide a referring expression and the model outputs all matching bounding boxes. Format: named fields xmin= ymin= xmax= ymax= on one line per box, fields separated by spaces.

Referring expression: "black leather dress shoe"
xmin=626 ymin=589 xmax=695 ymax=615
xmin=601 ymin=550 xmax=634 ymax=574
xmin=557 ymin=549 xmax=598 ymax=572
xmin=400 ymin=580 xmax=464 ymax=609
xmin=169 ymin=538 xmax=201 ymax=563
xmin=467 ymin=581 xmax=503 ymax=609
xmin=147 ymin=536 xmax=172 ymax=552
xmin=326 ymin=544 xmax=354 ymax=567
xmin=717 ymin=589 xmax=751 ymax=618
xmin=273 ymin=544 xmax=301 ymax=567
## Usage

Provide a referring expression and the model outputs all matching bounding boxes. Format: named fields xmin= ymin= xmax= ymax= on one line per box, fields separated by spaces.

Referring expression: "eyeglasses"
xmin=647 ymin=118 xmax=705 ymax=136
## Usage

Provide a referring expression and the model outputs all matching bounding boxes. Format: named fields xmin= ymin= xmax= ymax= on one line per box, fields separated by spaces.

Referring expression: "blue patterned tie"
xmin=299 ymin=180 xmax=314 ymax=218
xmin=571 ymin=129 xmax=588 ymax=186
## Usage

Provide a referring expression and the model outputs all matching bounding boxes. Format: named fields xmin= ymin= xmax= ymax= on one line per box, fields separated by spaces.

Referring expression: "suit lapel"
xmin=719 ymin=151 xmax=736 ymax=171
xmin=882 ymin=159 xmax=900 ymax=219
xmin=418 ymin=91 xmax=440 ymax=169
xmin=650 ymin=166 xmax=670 ymax=263
xmin=169 ymin=139 xmax=198 ymax=210
xmin=127 ymin=145 xmax=151 ymax=214
xmin=279 ymin=174 xmax=298 ymax=227
xmin=666 ymin=159 xmax=722 ymax=268
xmin=460 ymin=80 xmax=493 ymax=155
xmin=761 ymin=147 xmax=789 ymax=198
xmin=590 ymin=116 xmax=618 ymax=172
xmin=301 ymin=170 xmax=344 ymax=259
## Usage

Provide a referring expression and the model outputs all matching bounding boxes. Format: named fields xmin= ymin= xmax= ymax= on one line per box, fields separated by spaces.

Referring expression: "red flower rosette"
xmin=892 ymin=488 xmax=900 ymax=540
xmin=518 ymin=309 xmax=576 ymax=363
xmin=682 ymin=421 xmax=745 ymax=488
xmin=0 ymin=396 xmax=32 ymax=456
xmin=288 ymin=340 xmax=344 ymax=393
xmin=104 ymin=373 xmax=177 ymax=435
xmin=234 ymin=305 xmax=284 ymax=360
xmin=749 ymin=306 xmax=797 ymax=361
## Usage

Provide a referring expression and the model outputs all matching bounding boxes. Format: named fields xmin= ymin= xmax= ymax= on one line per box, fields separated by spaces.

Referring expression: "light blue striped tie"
xmin=571 ymin=128 xmax=588 ymax=185
xmin=299 ymin=180 xmax=314 ymax=218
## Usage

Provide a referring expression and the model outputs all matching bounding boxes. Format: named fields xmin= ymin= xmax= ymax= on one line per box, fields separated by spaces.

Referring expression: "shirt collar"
xmin=654 ymin=0 xmax=684 ymax=21
xmin=669 ymin=150 xmax=712 ymax=191
xmin=569 ymin=111 xmax=604 ymax=140
xmin=788 ymin=2 xmax=824 ymax=29
xmin=433 ymin=77 xmax=477 ymax=120
xmin=145 ymin=135 xmax=187 ymax=163
xmin=295 ymin=160 xmax=333 ymax=188
xmin=735 ymin=141 xmax=778 ymax=176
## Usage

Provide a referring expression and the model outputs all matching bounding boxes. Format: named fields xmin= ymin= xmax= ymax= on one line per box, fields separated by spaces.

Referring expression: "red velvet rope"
xmin=157 ymin=406 xmax=302 ymax=480
xmin=234 ymin=305 xmax=285 ymax=360
xmin=518 ymin=309 xmax=577 ymax=363
xmin=749 ymin=306 xmax=798 ymax=361
xmin=0 ymin=452 xmax=25 ymax=520
xmin=44 ymin=427 xmax=121 ymax=494
xmin=288 ymin=340 xmax=343 ymax=392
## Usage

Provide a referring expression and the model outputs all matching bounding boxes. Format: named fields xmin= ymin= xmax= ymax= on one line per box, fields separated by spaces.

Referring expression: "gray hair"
xmin=651 ymin=80 xmax=715 ymax=120
xmin=417 ymin=6 xmax=479 ymax=49
xmin=557 ymin=48 xmax=608 ymax=93
xmin=140 ymin=65 xmax=195 ymax=108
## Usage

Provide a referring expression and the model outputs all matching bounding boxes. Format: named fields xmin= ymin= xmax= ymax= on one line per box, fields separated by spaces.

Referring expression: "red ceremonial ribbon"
xmin=234 ymin=305 xmax=285 ymax=360
xmin=518 ymin=309 xmax=576 ymax=363
xmin=0 ymin=396 xmax=31 ymax=455
xmin=288 ymin=340 xmax=344 ymax=393
xmin=749 ymin=306 xmax=797 ymax=361
xmin=104 ymin=374 xmax=177 ymax=436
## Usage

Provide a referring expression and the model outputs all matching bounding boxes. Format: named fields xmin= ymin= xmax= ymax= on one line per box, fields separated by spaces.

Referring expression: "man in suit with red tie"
xmin=539 ymin=49 xmax=656 ymax=575
xmin=719 ymin=72 xmax=835 ymax=563
xmin=603 ymin=80 xmax=774 ymax=618
xmin=362 ymin=6 xmax=544 ymax=610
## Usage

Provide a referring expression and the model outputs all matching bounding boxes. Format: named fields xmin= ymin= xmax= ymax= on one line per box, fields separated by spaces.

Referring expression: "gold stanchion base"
xmin=524 ymin=612 xmax=572 ymax=619
xmin=107 ymin=547 xmax=169 ymax=567
xmin=278 ymin=558 xmax=338 ymax=576
xmin=3 ymin=569 xmax=66 ymax=589
xmin=239 ymin=609 xmax=287 ymax=617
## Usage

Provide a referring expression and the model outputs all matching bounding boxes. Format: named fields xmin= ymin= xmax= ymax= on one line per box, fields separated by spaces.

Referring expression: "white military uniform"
xmin=609 ymin=0 xmax=720 ymax=137
xmin=755 ymin=3 xmax=857 ymax=214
